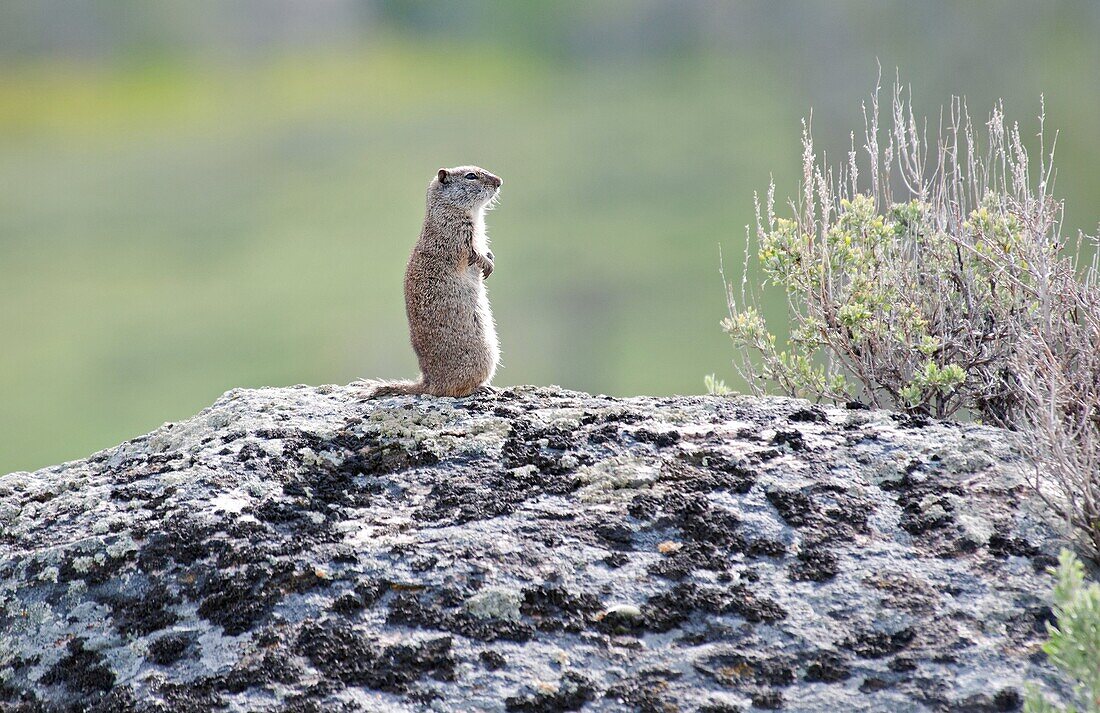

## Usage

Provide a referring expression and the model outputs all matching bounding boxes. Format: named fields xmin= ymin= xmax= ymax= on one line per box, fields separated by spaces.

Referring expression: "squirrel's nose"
xmin=489 ymin=175 xmax=502 ymax=188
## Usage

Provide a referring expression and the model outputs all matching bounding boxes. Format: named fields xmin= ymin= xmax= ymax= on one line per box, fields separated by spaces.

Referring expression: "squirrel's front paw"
xmin=481 ymin=253 xmax=494 ymax=280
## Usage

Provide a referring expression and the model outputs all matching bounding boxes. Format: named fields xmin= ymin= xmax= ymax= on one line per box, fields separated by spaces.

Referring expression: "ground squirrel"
xmin=367 ymin=165 xmax=503 ymax=398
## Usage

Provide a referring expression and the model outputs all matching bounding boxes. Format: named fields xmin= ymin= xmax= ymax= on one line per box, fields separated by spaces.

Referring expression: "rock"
xmin=0 ymin=384 xmax=1076 ymax=711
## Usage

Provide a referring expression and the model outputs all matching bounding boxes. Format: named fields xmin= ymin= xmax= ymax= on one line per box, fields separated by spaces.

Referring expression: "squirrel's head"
xmin=429 ymin=166 xmax=502 ymax=212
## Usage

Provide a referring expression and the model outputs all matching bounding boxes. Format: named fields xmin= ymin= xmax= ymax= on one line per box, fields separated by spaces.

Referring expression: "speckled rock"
xmin=0 ymin=385 xmax=1075 ymax=712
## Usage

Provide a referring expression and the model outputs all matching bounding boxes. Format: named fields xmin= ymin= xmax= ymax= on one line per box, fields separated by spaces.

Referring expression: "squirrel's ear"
xmin=437 ymin=168 xmax=449 ymax=184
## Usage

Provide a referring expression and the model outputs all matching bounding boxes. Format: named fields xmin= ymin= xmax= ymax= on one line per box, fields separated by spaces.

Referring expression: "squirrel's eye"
xmin=464 ymin=172 xmax=478 ymax=180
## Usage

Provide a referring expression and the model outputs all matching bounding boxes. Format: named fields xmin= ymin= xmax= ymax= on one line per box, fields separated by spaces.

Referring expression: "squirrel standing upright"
xmin=367 ymin=165 xmax=503 ymax=398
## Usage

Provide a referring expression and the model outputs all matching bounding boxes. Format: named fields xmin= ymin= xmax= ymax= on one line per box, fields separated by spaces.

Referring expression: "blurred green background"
xmin=2 ymin=1 xmax=1099 ymax=473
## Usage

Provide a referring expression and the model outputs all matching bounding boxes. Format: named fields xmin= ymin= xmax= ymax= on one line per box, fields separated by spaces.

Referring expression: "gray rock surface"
xmin=0 ymin=385 xmax=1074 ymax=712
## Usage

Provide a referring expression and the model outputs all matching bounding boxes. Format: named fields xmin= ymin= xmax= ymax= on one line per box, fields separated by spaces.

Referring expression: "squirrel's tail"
xmin=358 ymin=378 xmax=430 ymax=399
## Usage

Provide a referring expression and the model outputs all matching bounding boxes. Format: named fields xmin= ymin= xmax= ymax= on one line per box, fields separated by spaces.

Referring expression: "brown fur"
xmin=367 ymin=166 xmax=502 ymax=398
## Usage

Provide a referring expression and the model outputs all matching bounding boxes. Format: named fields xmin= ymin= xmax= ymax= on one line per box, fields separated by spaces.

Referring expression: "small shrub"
xmin=725 ymin=81 xmax=1090 ymax=423
xmin=1024 ymin=549 xmax=1100 ymax=713
xmin=722 ymin=77 xmax=1099 ymax=556
xmin=704 ymin=373 xmax=733 ymax=396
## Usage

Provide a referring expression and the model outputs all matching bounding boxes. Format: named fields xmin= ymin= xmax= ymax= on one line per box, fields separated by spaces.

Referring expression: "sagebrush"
xmin=723 ymin=80 xmax=1100 ymax=557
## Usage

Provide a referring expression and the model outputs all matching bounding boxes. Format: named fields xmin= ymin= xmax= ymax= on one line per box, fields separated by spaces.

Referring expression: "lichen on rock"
xmin=0 ymin=384 xmax=1077 ymax=711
